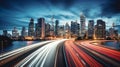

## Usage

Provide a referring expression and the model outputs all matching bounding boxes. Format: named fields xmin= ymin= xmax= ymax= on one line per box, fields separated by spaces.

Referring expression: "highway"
xmin=15 ymin=39 xmax=66 ymax=67
xmin=55 ymin=41 xmax=67 ymax=67
xmin=64 ymin=40 xmax=120 ymax=67
xmin=0 ymin=40 xmax=55 ymax=66
xmin=1 ymin=39 xmax=120 ymax=67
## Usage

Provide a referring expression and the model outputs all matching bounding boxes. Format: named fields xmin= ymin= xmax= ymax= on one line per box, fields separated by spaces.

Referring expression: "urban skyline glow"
xmin=0 ymin=0 xmax=120 ymax=34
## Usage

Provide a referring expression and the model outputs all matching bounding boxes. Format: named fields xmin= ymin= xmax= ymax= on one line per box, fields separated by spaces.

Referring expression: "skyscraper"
xmin=109 ymin=27 xmax=115 ymax=38
xmin=58 ymin=25 xmax=64 ymax=38
xmin=65 ymin=22 xmax=70 ymax=38
xmin=28 ymin=18 xmax=34 ymax=37
xmin=12 ymin=27 xmax=19 ymax=37
xmin=55 ymin=20 xmax=59 ymax=36
xmin=50 ymin=16 xmax=54 ymax=37
xmin=80 ymin=12 xmax=86 ymax=37
xmin=115 ymin=25 xmax=120 ymax=36
xmin=109 ymin=23 xmax=119 ymax=38
xmin=71 ymin=21 xmax=80 ymax=37
xmin=88 ymin=20 xmax=94 ymax=39
xmin=35 ymin=23 xmax=39 ymax=37
xmin=3 ymin=30 xmax=8 ymax=36
xmin=95 ymin=19 xmax=106 ymax=39
xmin=36 ymin=18 xmax=45 ymax=39
xmin=45 ymin=23 xmax=51 ymax=37
xmin=21 ymin=26 xmax=27 ymax=37
xmin=71 ymin=21 xmax=75 ymax=35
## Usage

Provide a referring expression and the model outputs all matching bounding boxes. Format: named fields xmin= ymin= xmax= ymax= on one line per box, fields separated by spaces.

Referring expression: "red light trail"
xmin=64 ymin=40 xmax=103 ymax=67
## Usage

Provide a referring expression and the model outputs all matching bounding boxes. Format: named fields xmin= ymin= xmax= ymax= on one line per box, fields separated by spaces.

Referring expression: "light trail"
xmin=75 ymin=41 xmax=120 ymax=66
xmin=15 ymin=39 xmax=66 ymax=67
xmin=79 ymin=41 xmax=120 ymax=61
xmin=64 ymin=40 xmax=103 ymax=67
xmin=0 ymin=40 xmax=54 ymax=66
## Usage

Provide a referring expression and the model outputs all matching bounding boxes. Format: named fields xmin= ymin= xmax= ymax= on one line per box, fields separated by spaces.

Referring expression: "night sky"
xmin=0 ymin=0 xmax=120 ymax=34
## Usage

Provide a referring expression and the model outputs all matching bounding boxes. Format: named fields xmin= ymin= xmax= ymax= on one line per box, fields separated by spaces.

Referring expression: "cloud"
xmin=0 ymin=0 xmax=120 ymax=31
xmin=101 ymin=0 xmax=120 ymax=17
xmin=50 ymin=0 xmax=75 ymax=8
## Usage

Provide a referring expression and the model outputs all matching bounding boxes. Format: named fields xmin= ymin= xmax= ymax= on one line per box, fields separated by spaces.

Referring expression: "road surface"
xmin=0 ymin=40 xmax=54 ymax=66
xmin=15 ymin=39 xmax=66 ymax=67
xmin=1 ymin=39 xmax=120 ymax=67
xmin=64 ymin=40 xmax=120 ymax=67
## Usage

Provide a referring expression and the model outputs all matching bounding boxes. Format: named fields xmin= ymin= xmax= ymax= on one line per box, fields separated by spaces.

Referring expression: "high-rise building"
xmin=45 ymin=23 xmax=51 ymax=37
xmin=106 ymin=30 xmax=110 ymax=37
xmin=71 ymin=21 xmax=80 ymax=37
xmin=36 ymin=18 xmax=45 ymax=39
xmin=12 ymin=27 xmax=19 ymax=37
xmin=21 ymin=26 xmax=27 ymax=37
xmin=115 ymin=25 xmax=120 ymax=36
xmin=109 ymin=27 xmax=115 ymax=38
xmin=50 ymin=16 xmax=54 ymax=37
xmin=113 ymin=23 xmax=119 ymax=37
xmin=28 ymin=18 xmax=34 ymax=37
xmin=58 ymin=25 xmax=64 ymax=37
xmin=55 ymin=20 xmax=59 ymax=36
xmin=3 ymin=30 xmax=8 ymax=36
xmin=71 ymin=21 xmax=74 ymax=35
xmin=3 ymin=30 xmax=11 ymax=37
xmin=95 ymin=19 xmax=106 ymax=39
xmin=109 ymin=23 xmax=119 ymax=38
xmin=80 ymin=13 xmax=86 ymax=37
xmin=88 ymin=20 xmax=94 ymax=38
xmin=65 ymin=22 xmax=70 ymax=38
xmin=35 ymin=23 xmax=39 ymax=37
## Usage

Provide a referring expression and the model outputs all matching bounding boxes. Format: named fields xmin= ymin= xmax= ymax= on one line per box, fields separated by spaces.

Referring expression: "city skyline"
xmin=1 ymin=17 xmax=119 ymax=40
xmin=0 ymin=17 xmax=119 ymax=35
xmin=0 ymin=0 xmax=120 ymax=31
xmin=1 ymin=0 xmax=120 ymax=66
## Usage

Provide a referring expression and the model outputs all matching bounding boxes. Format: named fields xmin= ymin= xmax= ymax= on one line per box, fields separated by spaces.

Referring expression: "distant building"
xmin=28 ymin=18 xmax=34 ymax=37
xmin=12 ymin=27 xmax=19 ymax=37
xmin=71 ymin=21 xmax=80 ymax=37
xmin=65 ymin=22 xmax=70 ymax=38
xmin=35 ymin=23 xmax=40 ymax=37
xmin=109 ymin=27 xmax=115 ymax=38
xmin=106 ymin=30 xmax=110 ymax=37
xmin=21 ymin=26 xmax=27 ymax=37
xmin=3 ymin=30 xmax=8 ymax=36
xmin=45 ymin=23 xmax=51 ymax=37
xmin=114 ymin=30 xmax=118 ymax=38
xmin=113 ymin=23 xmax=119 ymax=38
xmin=35 ymin=18 xmax=45 ymax=39
xmin=88 ymin=20 xmax=94 ymax=38
xmin=108 ymin=23 xmax=119 ymax=39
xmin=3 ymin=30 xmax=11 ymax=37
xmin=80 ymin=13 xmax=86 ymax=37
xmin=115 ymin=25 xmax=120 ymax=36
xmin=95 ymin=19 xmax=106 ymax=39
xmin=50 ymin=16 xmax=54 ymax=37
xmin=71 ymin=21 xmax=74 ymax=35
xmin=58 ymin=25 xmax=64 ymax=37
xmin=55 ymin=20 xmax=59 ymax=36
